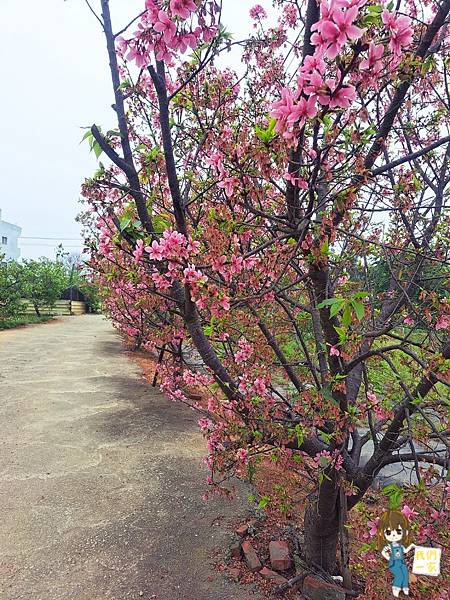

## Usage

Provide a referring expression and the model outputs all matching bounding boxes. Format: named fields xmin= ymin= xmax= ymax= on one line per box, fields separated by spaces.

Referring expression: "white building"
xmin=0 ymin=209 xmax=22 ymax=260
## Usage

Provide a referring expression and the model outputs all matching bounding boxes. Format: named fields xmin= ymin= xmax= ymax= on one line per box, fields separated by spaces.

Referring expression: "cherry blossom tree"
xmin=79 ymin=0 xmax=450 ymax=578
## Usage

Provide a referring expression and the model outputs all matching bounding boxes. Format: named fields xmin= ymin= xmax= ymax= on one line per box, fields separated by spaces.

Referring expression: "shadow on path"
xmin=0 ymin=315 xmax=256 ymax=600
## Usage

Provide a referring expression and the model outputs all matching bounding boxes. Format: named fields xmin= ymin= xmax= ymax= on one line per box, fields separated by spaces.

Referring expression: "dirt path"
xmin=0 ymin=315 xmax=256 ymax=600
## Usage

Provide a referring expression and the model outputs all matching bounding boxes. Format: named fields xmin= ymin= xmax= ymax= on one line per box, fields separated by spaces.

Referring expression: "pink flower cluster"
xmin=236 ymin=447 xmax=249 ymax=464
xmin=198 ymin=417 xmax=213 ymax=431
xmin=235 ymin=338 xmax=254 ymax=364
xmin=249 ymin=4 xmax=267 ymax=20
xmin=314 ymin=449 xmax=343 ymax=471
xmin=271 ymin=2 xmax=365 ymax=135
xmin=382 ymin=10 xmax=413 ymax=57
xmin=360 ymin=42 xmax=384 ymax=74
xmin=401 ymin=504 xmax=418 ymax=520
xmin=99 ymin=226 xmax=114 ymax=257
xmin=118 ymin=0 xmax=217 ymax=65
xmin=182 ymin=264 xmax=208 ymax=286
xmin=311 ymin=2 xmax=364 ymax=60
xmin=436 ymin=314 xmax=450 ymax=331
xmin=365 ymin=391 xmax=388 ymax=420
xmin=211 ymin=253 xmax=257 ymax=284
xmin=145 ymin=229 xmax=200 ymax=261
xmin=133 ymin=239 xmax=145 ymax=263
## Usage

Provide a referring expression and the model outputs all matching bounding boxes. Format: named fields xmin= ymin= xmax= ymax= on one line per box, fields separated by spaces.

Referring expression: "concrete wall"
xmin=0 ymin=209 xmax=21 ymax=260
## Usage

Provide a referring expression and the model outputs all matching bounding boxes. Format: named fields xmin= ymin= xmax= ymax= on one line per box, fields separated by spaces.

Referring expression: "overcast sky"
xmin=1 ymin=0 xmax=265 ymax=260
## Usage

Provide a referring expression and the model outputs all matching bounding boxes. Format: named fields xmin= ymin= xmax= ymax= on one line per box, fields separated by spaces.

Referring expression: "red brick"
xmin=269 ymin=540 xmax=292 ymax=571
xmin=303 ymin=575 xmax=345 ymax=600
xmin=241 ymin=540 xmax=262 ymax=572
xmin=259 ymin=567 xmax=288 ymax=585
xmin=235 ymin=523 xmax=249 ymax=537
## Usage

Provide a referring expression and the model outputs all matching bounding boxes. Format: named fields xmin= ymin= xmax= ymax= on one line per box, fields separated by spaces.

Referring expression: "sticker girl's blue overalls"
xmin=388 ymin=542 xmax=409 ymax=590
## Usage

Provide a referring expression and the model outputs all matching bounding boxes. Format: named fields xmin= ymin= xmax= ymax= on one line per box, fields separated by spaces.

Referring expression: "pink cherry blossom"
xmin=151 ymin=271 xmax=171 ymax=290
xmin=337 ymin=274 xmax=349 ymax=285
xmin=417 ymin=523 xmax=434 ymax=543
xmin=270 ymin=88 xmax=295 ymax=132
xmin=219 ymin=295 xmax=230 ymax=311
xmin=154 ymin=10 xmax=177 ymax=44
xmin=368 ymin=518 xmax=379 ymax=537
xmin=430 ymin=509 xmax=445 ymax=521
xmin=330 ymin=345 xmax=340 ymax=356
xmin=360 ymin=42 xmax=384 ymax=73
xmin=401 ymin=504 xmax=418 ymax=520
xmin=436 ymin=314 xmax=450 ymax=330
xmin=367 ymin=391 xmax=378 ymax=403
xmin=182 ymin=264 xmax=207 ymax=285
xmin=133 ymin=239 xmax=145 ymax=263
xmin=198 ymin=418 xmax=212 ymax=431
xmin=145 ymin=239 xmax=164 ymax=261
xmin=329 ymin=84 xmax=357 ymax=109
xmin=287 ymin=96 xmax=318 ymax=127
xmin=236 ymin=448 xmax=249 ymax=464
xmin=235 ymin=338 xmax=254 ymax=364
xmin=312 ymin=5 xmax=364 ymax=59
xmin=250 ymin=4 xmax=267 ymax=20
xmin=334 ymin=453 xmax=344 ymax=471
xmin=314 ymin=449 xmax=332 ymax=465
xmin=252 ymin=377 xmax=267 ymax=396
xmin=382 ymin=11 xmax=413 ymax=56
xmin=195 ymin=296 xmax=206 ymax=310
xmin=218 ymin=177 xmax=236 ymax=197
xmin=170 ymin=0 xmax=197 ymax=20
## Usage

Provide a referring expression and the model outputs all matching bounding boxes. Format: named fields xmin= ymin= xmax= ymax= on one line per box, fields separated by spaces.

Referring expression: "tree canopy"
xmin=79 ymin=0 xmax=450 ymax=590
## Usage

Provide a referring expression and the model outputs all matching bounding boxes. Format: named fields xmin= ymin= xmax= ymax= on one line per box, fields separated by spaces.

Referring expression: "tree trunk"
xmin=303 ymin=476 xmax=340 ymax=573
xmin=34 ymin=303 xmax=41 ymax=317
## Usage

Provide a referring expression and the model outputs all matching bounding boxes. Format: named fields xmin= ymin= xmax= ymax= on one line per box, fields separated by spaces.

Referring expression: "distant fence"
xmin=21 ymin=300 xmax=87 ymax=316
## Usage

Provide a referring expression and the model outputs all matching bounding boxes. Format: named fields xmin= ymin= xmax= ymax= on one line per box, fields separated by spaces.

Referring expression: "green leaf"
xmin=118 ymin=79 xmax=132 ymax=90
xmin=92 ymin=141 xmax=103 ymax=159
xmin=334 ymin=326 xmax=347 ymax=344
xmin=351 ymin=299 xmax=365 ymax=321
xmin=342 ymin=305 xmax=352 ymax=326
xmin=258 ymin=495 xmax=270 ymax=509
xmin=119 ymin=216 xmax=131 ymax=232
xmin=294 ymin=424 xmax=304 ymax=447
xmin=317 ymin=298 xmax=337 ymax=309
xmin=382 ymin=484 xmax=404 ymax=510
xmin=267 ymin=117 xmax=276 ymax=134
xmin=321 ymin=386 xmax=336 ymax=403
xmin=153 ymin=214 xmax=172 ymax=234
xmin=80 ymin=129 xmax=93 ymax=144
xmin=320 ymin=239 xmax=330 ymax=255
xmin=330 ymin=299 xmax=345 ymax=318
xmin=319 ymin=431 xmax=333 ymax=443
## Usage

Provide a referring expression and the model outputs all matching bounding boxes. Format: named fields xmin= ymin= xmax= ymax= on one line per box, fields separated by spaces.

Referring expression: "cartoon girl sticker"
xmin=377 ymin=510 xmax=416 ymax=597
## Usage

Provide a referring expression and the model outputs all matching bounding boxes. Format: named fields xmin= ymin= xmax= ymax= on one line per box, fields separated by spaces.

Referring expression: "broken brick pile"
xmin=228 ymin=520 xmax=346 ymax=599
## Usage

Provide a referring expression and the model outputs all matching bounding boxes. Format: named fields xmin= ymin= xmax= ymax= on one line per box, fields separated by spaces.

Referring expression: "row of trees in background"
xmin=0 ymin=255 xmax=99 ymax=322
